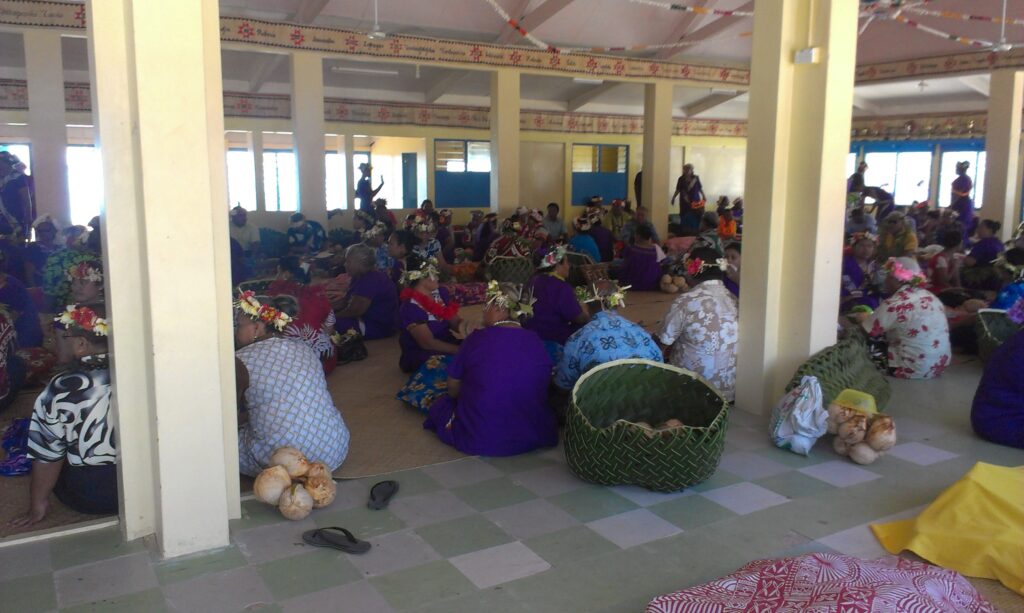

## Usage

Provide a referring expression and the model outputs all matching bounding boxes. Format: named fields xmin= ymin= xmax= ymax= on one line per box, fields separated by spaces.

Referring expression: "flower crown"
xmin=994 ymin=254 xmax=1024 ymax=281
xmin=848 ymin=232 xmax=878 ymax=247
xmin=235 ymin=291 xmax=293 ymax=331
xmin=883 ymin=258 xmax=927 ymax=287
xmin=684 ymin=254 xmax=728 ymax=277
xmin=66 ymin=261 xmax=103 ymax=283
xmin=486 ymin=281 xmax=535 ymax=320
xmin=363 ymin=222 xmax=388 ymax=240
xmin=575 ymin=282 xmax=630 ymax=310
xmin=399 ymin=258 xmax=440 ymax=285
xmin=1007 ymin=298 xmax=1024 ymax=326
xmin=413 ymin=218 xmax=436 ymax=234
xmin=539 ymin=246 xmax=568 ymax=270
xmin=501 ymin=219 xmax=522 ymax=234
xmin=354 ymin=210 xmax=376 ymax=226
xmin=56 ymin=305 xmax=110 ymax=337
xmin=438 ymin=209 xmax=452 ymax=219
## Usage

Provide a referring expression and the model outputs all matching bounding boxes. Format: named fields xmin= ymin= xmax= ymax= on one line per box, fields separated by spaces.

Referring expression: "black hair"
xmin=668 ymin=223 xmax=683 ymax=236
xmin=634 ymin=224 xmax=654 ymax=242
xmin=547 ymin=202 xmax=559 ymax=211
xmin=940 ymin=229 xmax=963 ymax=249
xmin=1005 ymin=247 xmax=1024 ymax=267
xmin=289 ymin=213 xmax=305 ymax=223
xmin=390 ymin=229 xmax=421 ymax=254
xmin=689 ymin=246 xmax=727 ymax=283
xmin=278 ymin=256 xmax=310 ymax=284
xmin=724 ymin=241 xmax=741 ymax=254
xmin=926 ymin=210 xmax=940 ymax=220
xmin=980 ymin=219 xmax=1002 ymax=234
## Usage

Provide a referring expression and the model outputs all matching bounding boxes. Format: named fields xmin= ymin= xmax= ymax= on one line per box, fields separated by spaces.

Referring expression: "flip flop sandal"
xmin=367 ymin=480 xmax=399 ymax=510
xmin=301 ymin=527 xmax=371 ymax=555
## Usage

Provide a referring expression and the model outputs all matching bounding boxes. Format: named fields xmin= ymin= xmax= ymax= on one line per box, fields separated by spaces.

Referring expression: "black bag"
xmin=335 ymin=330 xmax=368 ymax=365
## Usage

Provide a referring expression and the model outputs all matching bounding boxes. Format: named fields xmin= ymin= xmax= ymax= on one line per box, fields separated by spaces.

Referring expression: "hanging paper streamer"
xmin=627 ymin=0 xmax=754 ymax=18
xmin=480 ymin=0 xmax=560 ymax=52
xmin=884 ymin=14 xmax=995 ymax=48
xmin=560 ymin=31 xmax=752 ymax=54
xmin=903 ymin=6 xmax=1024 ymax=28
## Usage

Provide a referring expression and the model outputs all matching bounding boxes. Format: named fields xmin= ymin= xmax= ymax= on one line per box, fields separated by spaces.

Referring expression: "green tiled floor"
xmin=3 ymin=359 xmax=1022 ymax=612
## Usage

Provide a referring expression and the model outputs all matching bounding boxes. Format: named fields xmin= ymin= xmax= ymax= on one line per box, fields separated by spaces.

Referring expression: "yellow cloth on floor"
xmin=870 ymin=462 xmax=1024 ymax=596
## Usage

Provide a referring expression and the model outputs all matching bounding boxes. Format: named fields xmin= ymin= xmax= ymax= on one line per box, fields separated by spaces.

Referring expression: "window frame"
xmin=434 ymin=139 xmax=491 ymax=173
xmin=571 ymin=143 xmax=629 ymax=174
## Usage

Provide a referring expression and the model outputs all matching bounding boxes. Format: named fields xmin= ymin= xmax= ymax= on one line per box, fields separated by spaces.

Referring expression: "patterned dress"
xmin=861 ymin=285 xmax=951 ymax=379
xmin=657 ymin=280 xmax=739 ymax=401
xmin=236 ymin=337 xmax=349 ymax=476
xmin=554 ymin=311 xmax=663 ymax=390
xmin=287 ymin=220 xmax=327 ymax=253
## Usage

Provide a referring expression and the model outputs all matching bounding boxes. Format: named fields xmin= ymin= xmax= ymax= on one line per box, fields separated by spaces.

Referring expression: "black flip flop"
xmin=301 ymin=527 xmax=371 ymax=555
xmin=367 ymin=480 xmax=399 ymax=510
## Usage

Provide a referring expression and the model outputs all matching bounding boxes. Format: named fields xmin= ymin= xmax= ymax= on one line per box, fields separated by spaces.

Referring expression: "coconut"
xmin=304 ymin=475 xmax=337 ymax=508
xmin=661 ymin=419 xmax=685 ymax=429
xmin=634 ymin=421 xmax=657 ymax=439
xmin=849 ymin=442 xmax=879 ymax=465
xmin=832 ymin=436 xmax=850 ymax=456
xmin=270 ymin=447 xmax=310 ymax=478
xmin=305 ymin=462 xmax=332 ymax=480
xmin=826 ymin=416 xmax=839 ymax=435
xmin=838 ymin=414 xmax=868 ymax=445
xmin=253 ymin=465 xmax=291 ymax=505
xmin=660 ymin=274 xmax=672 ymax=286
xmin=671 ymin=276 xmax=687 ymax=289
xmin=828 ymin=403 xmax=858 ymax=425
xmin=865 ymin=415 xmax=896 ymax=452
xmin=278 ymin=483 xmax=314 ymax=520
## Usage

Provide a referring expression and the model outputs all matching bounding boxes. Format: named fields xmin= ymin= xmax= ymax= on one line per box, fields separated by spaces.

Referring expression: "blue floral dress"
xmin=554 ymin=311 xmax=663 ymax=390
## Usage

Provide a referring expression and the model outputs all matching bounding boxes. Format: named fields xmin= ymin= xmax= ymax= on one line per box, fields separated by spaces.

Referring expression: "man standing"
xmin=633 ymin=170 xmax=643 ymax=208
xmin=848 ymin=161 xmax=867 ymax=194
xmin=229 ymin=205 xmax=260 ymax=256
xmin=355 ymin=163 xmax=384 ymax=212
xmin=542 ymin=203 xmax=567 ymax=241
xmin=672 ymin=164 xmax=705 ymax=232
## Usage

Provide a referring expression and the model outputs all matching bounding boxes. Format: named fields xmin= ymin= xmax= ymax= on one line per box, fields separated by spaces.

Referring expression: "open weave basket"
xmin=785 ymin=330 xmax=891 ymax=410
xmin=236 ymin=279 xmax=275 ymax=294
xmin=486 ymin=256 xmax=535 ymax=284
xmin=976 ymin=309 xmax=1021 ymax=363
xmin=565 ymin=359 xmax=730 ymax=492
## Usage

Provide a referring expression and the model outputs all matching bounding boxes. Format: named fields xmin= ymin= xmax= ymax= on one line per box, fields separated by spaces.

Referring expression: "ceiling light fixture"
xmin=573 ymin=77 xmax=604 ymax=86
xmin=331 ymin=66 xmax=400 ymax=76
xmin=368 ymin=0 xmax=387 ymax=39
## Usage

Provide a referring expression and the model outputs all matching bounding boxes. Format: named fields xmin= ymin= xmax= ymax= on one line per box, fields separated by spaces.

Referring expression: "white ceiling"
xmin=0 ymin=1 xmax=1022 ymax=119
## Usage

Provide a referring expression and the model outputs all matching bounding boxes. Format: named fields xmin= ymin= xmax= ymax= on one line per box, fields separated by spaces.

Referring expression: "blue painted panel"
xmin=435 ymin=171 xmax=490 ymax=208
xmin=855 ymin=139 xmax=985 ymax=153
xmin=571 ymin=172 xmax=627 ymax=206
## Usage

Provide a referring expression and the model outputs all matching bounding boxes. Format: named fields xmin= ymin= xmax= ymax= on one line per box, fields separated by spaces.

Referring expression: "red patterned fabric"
xmin=16 ymin=346 xmax=57 ymax=387
xmin=442 ymin=282 xmax=487 ymax=307
xmin=646 ymin=554 xmax=995 ymax=613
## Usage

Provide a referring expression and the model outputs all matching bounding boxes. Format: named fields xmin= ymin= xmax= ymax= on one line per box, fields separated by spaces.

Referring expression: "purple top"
xmin=840 ymin=254 xmax=880 ymax=311
xmin=0 ymin=274 xmax=41 ymax=347
xmin=967 ymin=236 xmax=1004 ymax=266
xmin=424 ymin=325 xmax=557 ymax=456
xmin=724 ymin=277 xmax=740 ymax=298
xmin=619 ymin=245 xmax=661 ymax=291
xmin=951 ymin=175 xmax=975 ymax=238
xmin=346 ymin=271 xmax=398 ymax=340
xmin=971 ymin=329 xmax=1024 ymax=449
xmin=589 ymin=224 xmax=615 ymax=262
xmin=399 ymin=286 xmax=457 ymax=373
xmin=524 ymin=274 xmax=583 ymax=344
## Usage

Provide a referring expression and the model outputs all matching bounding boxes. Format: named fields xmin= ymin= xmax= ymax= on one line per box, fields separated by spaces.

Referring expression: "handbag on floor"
xmin=334 ymin=329 xmax=368 ymax=365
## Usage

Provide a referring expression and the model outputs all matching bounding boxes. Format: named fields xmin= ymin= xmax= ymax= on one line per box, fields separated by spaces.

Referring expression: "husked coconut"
xmin=254 ymin=465 xmax=291 ymax=505
xmin=270 ymin=447 xmax=310 ymax=478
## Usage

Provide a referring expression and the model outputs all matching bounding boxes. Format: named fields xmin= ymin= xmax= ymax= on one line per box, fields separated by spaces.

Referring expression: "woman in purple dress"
xmin=524 ymin=247 xmax=589 ymax=362
xmin=618 ymin=225 xmax=662 ymax=291
xmin=333 ymin=243 xmax=398 ymax=340
xmin=425 ymin=282 xmax=557 ymax=456
xmin=840 ymin=232 xmax=881 ymax=312
xmin=951 ymin=161 xmax=975 ymax=241
xmin=961 ymin=220 xmax=1006 ymax=291
xmin=386 ymin=229 xmax=421 ymax=286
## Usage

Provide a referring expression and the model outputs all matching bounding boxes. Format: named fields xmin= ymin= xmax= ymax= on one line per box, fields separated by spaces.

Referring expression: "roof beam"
xmin=249 ymin=0 xmax=330 ymax=93
xmin=659 ymin=0 xmax=753 ymax=61
xmin=425 ymin=71 xmax=468 ymax=103
xmin=654 ymin=0 xmax=710 ymax=60
xmin=567 ymin=81 xmax=617 ymax=112
xmin=495 ymin=0 xmax=574 ymax=46
xmin=959 ymin=75 xmax=990 ymax=97
xmin=681 ymin=91 xmax=740 ymax=117
xmin=852 ymin=93 xmax=879 ymax=115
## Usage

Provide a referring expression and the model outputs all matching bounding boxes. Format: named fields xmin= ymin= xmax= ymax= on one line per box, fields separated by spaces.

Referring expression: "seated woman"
xmin=484 ymin=218 xmax=533 ymax=266
xmin=11 ymin=305 xmax=115 ymax=528
xmin=554 ymin=282 xmax=662 ymax=391
xmin=724 ymin=241 xmax=742 ymax=298
xmin=859 ymin=258 xmax=951 ymax=379
xmin=568 ymin=216 xmax=601 ymax=263
xmin=334 ymin=243 xmax=398 ymax=340
xmin=396 ymin=259 xmax=465 ymax=412
xmin=424 ymin=282 xmax=558 ymax=456
xmin=267 ymin=256 xmax=338 ymax=374
xmin=352 ymin=209 xmax=377 ymax=243
xmin=25 ymin=215 xmax=61 ymax=288
xmin=618 ymin=225 xmax=663 ymax=291
xmin=0 ymin=252 xmax=43 ymax=348
xmin=361 ymin=221 xmax=392 ymax=272
xmin=411 ymin=216 xmax=453 ymax=275
xmin=657 ymin=247 xmax=739 ymax=401
xmin=926 ymin=229 xmax=963 ymax=294
xmin=524 ymin=247 xmax=589 ymax=361
xmin=840 ymin=233 xmax=879 ymax=312
xmin=876 ymin=212 xmax=918 ymax=262
xmin=971 ymin=304 xmax=1024 ymax=449
xmin=961 ymin=220 xmax=1005 ymax=291
xmin=286 ymin=213 xmax=327 ymax=255
xmin=437 ymin=208 xmax=457 ymax=263
xmin=386 ymin=229 xmax=421 ymax=285
xmin=472 ymin=213 xmax=499 ymax=263
xmin=235 ymin=292 xmax=349 ymax=476
xmin=992 ymin=248 xmax=1024 ymax=309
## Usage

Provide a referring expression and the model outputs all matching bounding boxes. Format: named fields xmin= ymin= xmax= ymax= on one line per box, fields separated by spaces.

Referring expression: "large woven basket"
xmin=785 ymin=330 xmax=891 ymax=410
xmin=580 ymin=263 xmax=611 ymax=285
xmin=565 ymin=359 xmax=730 ymax=492
xmin=486 ymin=256 xmax=535 ymax=284
xmin=977 ymin=309 xmax=1021 ymax=363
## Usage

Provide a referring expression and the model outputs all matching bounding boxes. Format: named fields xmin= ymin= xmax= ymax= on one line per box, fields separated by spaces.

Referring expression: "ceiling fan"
xmin=367 ymin=0 xmax=387 ymax=40
xmin=981 ymin=0 xmax=1022 ymax=53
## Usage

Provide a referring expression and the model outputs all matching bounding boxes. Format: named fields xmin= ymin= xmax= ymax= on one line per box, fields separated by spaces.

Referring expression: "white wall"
xmin=684 ymin=145 xmax=747 ymax=203
xmin=520 ymin=141 xmax=564 ymax=211
xmin=369 ymin=136 xmax=427 ymax=208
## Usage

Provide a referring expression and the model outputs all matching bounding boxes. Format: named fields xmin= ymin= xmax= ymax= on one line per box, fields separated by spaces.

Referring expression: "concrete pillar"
xmin=735 ymin=0 xmax=858 ymax=414
xmin=426 ymin=137 xmax=436 ymax=204
xmin=641 ymin=82 xmax=673 ymax=239
xmin=23 ymin=29 xmax=70 ymax=226
xmin=982 ymin=69 xmax=1024 ymax=240
xmin=87 ymin=0 xmax=237 ymax=556
xmin=291 ymin=53 xmax=327 ymax=226
xmin=343 ymin=133 xmax=356 ymax=210
xmin=252 ymin=130 xmax=267 ymax=213
xmin=489 ymin=69 xmax=520 ymax=216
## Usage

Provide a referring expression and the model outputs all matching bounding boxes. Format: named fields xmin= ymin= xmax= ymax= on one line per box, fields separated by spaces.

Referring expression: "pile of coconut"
xmin=632 ymin=418 xmax=686 ymax=438
xmin=660 ymin=274 xmax=689 ymax=294
xmin=826 ymin=404 xmax=897 ymax=465
xmin=253 ymin=447 xmax=337 ymax=520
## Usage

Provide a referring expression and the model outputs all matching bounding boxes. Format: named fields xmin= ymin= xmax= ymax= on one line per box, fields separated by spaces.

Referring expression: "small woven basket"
xmin=786 ymin=330 xmax=891 ymax=410
xmin=977 ymin=309 xmax=1021 ymax=363
xmin=236 ymin=279 xmax=275 ymax=294
xmin=565 ymin=359 xmax=730 ymax=492
xmin=486 ymin=256 xmax=535 ymax=284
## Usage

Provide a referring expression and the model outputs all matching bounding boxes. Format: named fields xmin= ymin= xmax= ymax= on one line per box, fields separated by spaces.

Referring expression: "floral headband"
xmin=848 ymin=232 xmax=878 ymax=247
xmin=574 ymin=217 xmax=592 ymax=231
xmin=56 ymin=305 xmax=110 ymax=337
xmin=66 ymin=261 xmax=103 ymax=283
xmin=684 ymin=254 xmax=728 ymax=277
xmin=539 ymin=246 xmax=568 ymax=270
xmin=883 ymin=258 xmax=926 ymax=287
xmin=235 ymin=291 xmax=293 ymax=331
xmin=413 ymin=217 xmax=436 ymax=234
xmin=501 ymin=218 xmax=522 ymax=234
xmin=363 ymin=222 xmax=388 ymax=240
xmin=354 ymin=210 xmax=376 ymax=226
xmin=438 ymin=209 xmax=452 ymax=219
xmin=486 ymin=280 xmax=535 ymax=320
xmin=575 ymin=282 xmax=630 ymax=310
xmin=1007 ymin=298 xmax=1024 ymax=326
xmin=994 ymin=254 xmax=1024 ymax=281
xmin=399 ymin=258 xmax=440 ymax=285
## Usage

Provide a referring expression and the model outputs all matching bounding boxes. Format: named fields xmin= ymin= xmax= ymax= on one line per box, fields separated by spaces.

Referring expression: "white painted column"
xmin=291 ymin=53 xmax=327 ymax=226
xmin=641 ymin=81 xmax=673 ymax=239
xmin=735 ymin=0 xmax=858 ymax=414
xmin=490 ymin=69 xmax=520 ymax=216
xmin=426 ymin=137 xmax=436 ymax=203
xmin=343 ymin=133 xmax=356 ymax=211
xmin=23 ymin=29 xmax=70 ymax=226
xmin=982 ymin=69 xmax=1024 ymax=240
xmin=88 ymin=0 xmax=237 ymax=556
xmin=252 ymin=130 xmax=267 ymax=213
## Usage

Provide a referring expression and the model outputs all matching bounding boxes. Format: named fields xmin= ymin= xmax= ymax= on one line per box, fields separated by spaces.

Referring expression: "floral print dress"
xmin=657 ymin=280 xmax=739 ymax=401
xmin=861 ymin=285 xmax=951 ymax=379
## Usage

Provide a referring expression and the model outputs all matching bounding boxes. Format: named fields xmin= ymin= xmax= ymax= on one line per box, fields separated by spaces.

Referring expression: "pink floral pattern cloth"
xmin=861 ymin=286 xmax=951 ymax=379
xmin=647 ymin=554 xmax=995 ymax=613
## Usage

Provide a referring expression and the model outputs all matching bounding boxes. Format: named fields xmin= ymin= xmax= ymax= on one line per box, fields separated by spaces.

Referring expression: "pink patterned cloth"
xmin=442 ymin=282 xmax=488 ymax=306
xmin=647 ymin=554 xmax=995 ymax=613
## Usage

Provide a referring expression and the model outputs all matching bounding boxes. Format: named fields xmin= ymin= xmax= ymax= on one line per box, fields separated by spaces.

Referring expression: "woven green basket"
xmin=785 ymin=330 xmax=891 ymax=410
xmin=977 ymin=309 xmax=1021 ymax=363
xmin=566 ymin=251 xmax=594 ymax=287
xmin=565 ymin=359 xmax=730 ymax=492
xmin=236 ymin=279 xmax=275 ymax=294
xmin=486 ymin=256 xmax=535 ymax=284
